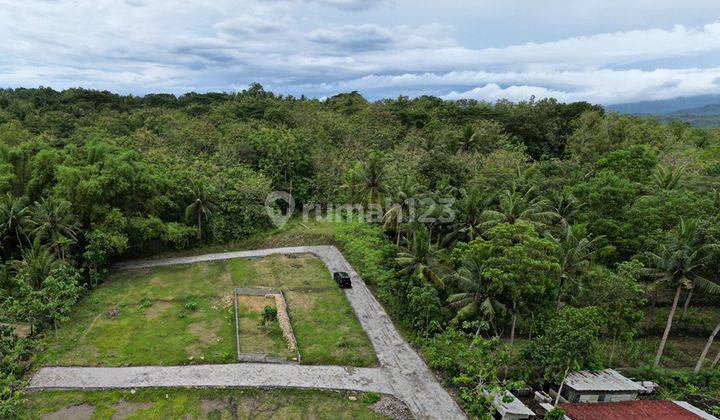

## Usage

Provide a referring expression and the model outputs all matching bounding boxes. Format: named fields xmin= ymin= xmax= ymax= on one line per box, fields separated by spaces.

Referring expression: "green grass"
xmin=235 ymin=295 xmax=293 ymax=359
xmin=20 ymin=388 xmax=388 ymax=419
xmin=40 ymin=253 xmax=376 ymax=367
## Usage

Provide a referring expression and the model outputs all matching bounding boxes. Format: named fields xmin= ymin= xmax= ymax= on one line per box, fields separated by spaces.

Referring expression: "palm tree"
xmin=548 ymin=190 xmax=581 ymax=226
xmin=694 ymin=321 xmax=720 ymax=373
xmin=652 ymin=165 xmax=684 ymax=191
xmin=644 ymin=218 xmax=720 ymax=366
xmin=12 ymin=239 xmax=61 ymax=289
xmin=445 ymin=186 xmax=493 ymax=244
xmin=382 ymin=176 xmax=424 ymax=245
xmin=553 ymin=224 xmax=604 ymax=309
xmin=481 ymin=186 xmax=557 ymax=229
xmin=456 ymin=125 xmax=478 ymax=153
xmin=0 ymin=194 xmax=32 ymax=251
xmin=395 ymin=224 xmax=445 ymax=288
xmin=446 ymin=251 xmax=505 ymax=347
xmin=31 ymin=197 xmax=79 ymax=258
xmin=357 ymin=153 xmax=388 ymax=205
xmin=185 ymin=183 xmax=217 ymax=241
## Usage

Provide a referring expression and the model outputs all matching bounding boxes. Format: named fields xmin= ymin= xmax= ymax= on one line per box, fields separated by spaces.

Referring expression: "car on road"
xmin=333 ymin=271 xmax=352 ymax=288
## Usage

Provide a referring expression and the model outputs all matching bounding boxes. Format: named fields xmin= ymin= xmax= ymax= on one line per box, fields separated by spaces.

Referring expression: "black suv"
xmin=333 ymin=271 xmax=352 ymax=288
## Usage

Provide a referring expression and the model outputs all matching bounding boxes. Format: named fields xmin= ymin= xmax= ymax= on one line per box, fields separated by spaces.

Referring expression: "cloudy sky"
xmin=2 ymin=0 xmax=720 ymax=104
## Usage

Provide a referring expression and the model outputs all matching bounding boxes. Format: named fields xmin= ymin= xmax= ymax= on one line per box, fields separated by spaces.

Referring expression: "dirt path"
xmin=28 ymin=246 xmax=467 ymax=420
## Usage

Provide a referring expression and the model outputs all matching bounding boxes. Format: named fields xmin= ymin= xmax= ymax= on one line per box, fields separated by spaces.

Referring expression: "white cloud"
xmin=2 ymin=0 xmax=720 ymax=104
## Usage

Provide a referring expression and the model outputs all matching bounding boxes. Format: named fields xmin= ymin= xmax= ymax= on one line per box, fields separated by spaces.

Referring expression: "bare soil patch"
xmin=42 ymin=403 xmax=95 ymax=420
xmin=109 ymin=401 xmax=153 ymax=419
xmin=143 ymin=301 xmax=173 ymax=320
xmin=186 ymin=319 xmax=222 ymax=357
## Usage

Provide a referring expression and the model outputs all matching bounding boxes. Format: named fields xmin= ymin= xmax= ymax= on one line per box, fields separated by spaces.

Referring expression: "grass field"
xmin=40 ymin=253 xmax=376 ymax=367
xmin=21 ymin=388 xmax=387 ymax=419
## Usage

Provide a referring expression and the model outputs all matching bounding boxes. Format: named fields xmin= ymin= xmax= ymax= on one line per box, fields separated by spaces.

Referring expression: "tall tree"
xmin=553 ymin=224 xmax=603 ymax=309
xmin=481 ymin=186 xmax=556 ymax=229
xmin=184 ymin=182 xmax=217 ymax=241
xmin=31 ymin=197 xmax=79 ymax=258
xmin=446 ymin=186 xmax=493 ymax=244
xmin=357 ymin=152 xmax=388 ymax=205
xmin=0 ymin=194 xmax=31 ymax=252
xmin=644 ymin=218 xmax=720 ymax=366
xmin=12 ymin=239 xmax=61 ymax=289
xmin=383 ymin=176 xmax=424 ymax=245
xmin=395 ymin=224 xmax=445 ymax=288
xmin=447 ymin=249 xmax=505 ymax=343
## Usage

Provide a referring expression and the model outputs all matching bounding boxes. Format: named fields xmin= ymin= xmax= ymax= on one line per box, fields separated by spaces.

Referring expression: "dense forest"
xmin=2 ymin=85 xmax=720 ymax=417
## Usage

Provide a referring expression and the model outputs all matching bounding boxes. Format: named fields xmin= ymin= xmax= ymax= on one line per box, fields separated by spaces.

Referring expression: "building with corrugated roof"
xmin=560 ymin=368 xmax=649 ymax=403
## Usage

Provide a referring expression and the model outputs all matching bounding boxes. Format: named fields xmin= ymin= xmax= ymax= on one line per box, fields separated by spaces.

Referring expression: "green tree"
xmin=481 ymin=186 xmax=556 ymax=229
xmin=31 ymin=197 xmax=79 ymax=258
xmin=446 ymin=186 xmax=492 ymax=244
xmin=185 ymin=182 xmax=217 ymax=241
xmin=465 ymin=222 xmax=560 ymax=347
xmin=383 ymin=176 xmax=424 ymax=245
xmin=12 ymin=239 xmax=61 ymax=289
xmin=553 ymin=224 xmax=603 ymax=309
xmin=0 ymin=194 xmax=31 ymax=251
xmin=357 ymin=152 xmax=388 ymax=205
xmin=447 ymin=250 xmax=505 ymax=343
xmin=395 ymin=224 xmax=444 ymax=288
xmin=644 ymin=218 xmax=720 ymax=366
xmin=524 ymin=306 xmax=603 ymax=404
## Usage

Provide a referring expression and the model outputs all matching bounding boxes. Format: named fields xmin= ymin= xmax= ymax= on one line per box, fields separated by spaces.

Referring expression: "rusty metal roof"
xmin=559 ymin=400 xmax=705 ymax=419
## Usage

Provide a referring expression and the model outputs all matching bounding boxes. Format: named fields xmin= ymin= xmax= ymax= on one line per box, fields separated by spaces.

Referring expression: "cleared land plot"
xmin=21 ymin=388 xmax=387 ymax=419
xmin=235 ymin=294 xmax=293 ymax=359
xmin=41 ymin=254 xmax=376 ymax=367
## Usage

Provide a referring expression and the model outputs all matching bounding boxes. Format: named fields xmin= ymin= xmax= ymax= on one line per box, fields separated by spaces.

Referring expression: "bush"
xmin=360 ymin=392 xmax=381 ymax=404
xmin=260 ymin=305 xmax=277 ymax=326
xmin=622 ymin=366 xmax=720 ymax=399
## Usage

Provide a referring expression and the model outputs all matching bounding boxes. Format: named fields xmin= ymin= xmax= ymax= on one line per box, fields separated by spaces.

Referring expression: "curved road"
xmin=29 ymin=246 xmax=467 ymax=420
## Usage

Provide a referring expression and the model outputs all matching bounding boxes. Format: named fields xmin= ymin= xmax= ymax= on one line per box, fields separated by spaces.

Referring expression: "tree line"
xmin=1 ymin=85 xmax=720 ymax=416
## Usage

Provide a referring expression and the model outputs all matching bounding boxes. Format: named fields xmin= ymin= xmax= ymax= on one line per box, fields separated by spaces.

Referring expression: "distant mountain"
xmin=606 ymin=95 xmax=720 ymax=115
xmin=606 ymin=95 xmax=720 ymax=128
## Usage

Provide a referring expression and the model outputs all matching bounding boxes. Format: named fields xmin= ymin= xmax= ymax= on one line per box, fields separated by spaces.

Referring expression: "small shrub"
xmin=360 ymin=392 xmax=381 ymax=404
xmin=546 ymin=408 xmax=566 ymax=420
xmin=139 ymin=297 xmax=153 ymax=309
xmin=337 ymin=336 xmax=348 ymax=348
xmin=184 ymin=301 xmax=199 ymax=311
xmin=177 ymin=312 xmax=187 ymax=319
xmin=259 ymin=306 xmax=277 ymax=326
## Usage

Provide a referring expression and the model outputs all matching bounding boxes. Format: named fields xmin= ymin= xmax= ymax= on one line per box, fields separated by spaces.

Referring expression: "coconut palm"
xmin=31 ymin=197 xmax=79 ymax=258
xmin=447 ymin=250 xmax=505 ymax=346
xmin=382 ymin=176 xmax=425 ymax=245
xmin=644 ymin=218 xmax=720 ymax=366
xmin=553 ymin=224 xmax=604 ymax=309
xmin=548 ymin=190 xmax=581 ymax=227
xmin=445 ymin=186 xmax=493 ymax=244
xmin=357 ymin=152 xmax=388 ymax=205
xmin=395 ymin=224 xmax=445 ymax=288
xmin=12 ymin=239 xmax=61 ymax=289
xmin=0 ymin=194 xmax=32 ymax=251
xmin=481 ymin=186 xmax=557 ymax=229
xmin=456 ymin=124 xmax=478 ymax=153
xmin=185 ymin=183 xmax=218 ymax=241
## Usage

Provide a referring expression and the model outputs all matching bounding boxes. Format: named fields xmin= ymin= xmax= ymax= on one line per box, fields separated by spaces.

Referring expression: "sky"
xmin=2 ymin=0 xmax=720 ymax=104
